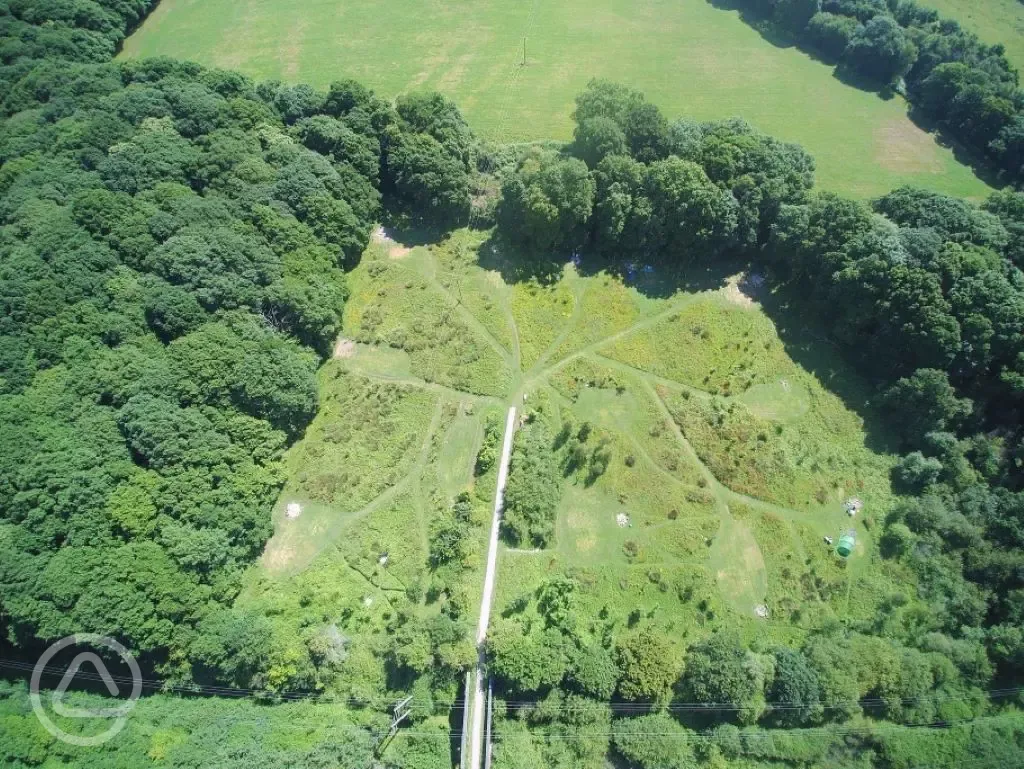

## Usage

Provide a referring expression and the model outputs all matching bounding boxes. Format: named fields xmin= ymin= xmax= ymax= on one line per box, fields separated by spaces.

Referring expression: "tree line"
xmin=488 ymin=568 xmax=1024 ymax=769
xmin=725 ymin=0 xmax=1024 ymax=186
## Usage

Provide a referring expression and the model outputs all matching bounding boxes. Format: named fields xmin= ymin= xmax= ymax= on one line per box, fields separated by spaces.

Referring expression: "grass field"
xmin=120 ymin=0 xmax=990 ymax=198
xmin=925 ymin=0 xmax=1024 ymax=73
xmin=241 ymin=227 xmax=910 ymax=708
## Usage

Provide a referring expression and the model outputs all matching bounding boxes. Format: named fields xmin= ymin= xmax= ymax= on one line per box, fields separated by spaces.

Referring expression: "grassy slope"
xmin=119 ymin=0 xmax=989 ymax=198
xmin=248 ymin=228 xmax=904 ymax=691
xmin=498 ymin=272 xmax=900 ymax=642
xmin=925 ymin=0 xmax=1024 ymax=73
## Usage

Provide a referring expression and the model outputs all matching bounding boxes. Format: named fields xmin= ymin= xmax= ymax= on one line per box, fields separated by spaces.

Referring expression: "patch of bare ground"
xmin=372 ymin=225 xmax=411 ymax=258
xmin=333 ymin=337 xmax=356 ymax=359
xmin=874 ymin=117 xmax=943 ymax=174
xmin=722 ymin=272 xmax=764 ymax=307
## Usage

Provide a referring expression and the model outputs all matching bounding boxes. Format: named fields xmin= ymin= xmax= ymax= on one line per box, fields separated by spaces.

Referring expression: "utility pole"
xmin=522 ymin=37 xmax=526 ymax=67
xmin=374 ymin=696 xmax=413 ymax=757
xmin=460 ymin=671 xmax=472 ymax=769
xmin=484 ymin=678 xmax=493 ymax=769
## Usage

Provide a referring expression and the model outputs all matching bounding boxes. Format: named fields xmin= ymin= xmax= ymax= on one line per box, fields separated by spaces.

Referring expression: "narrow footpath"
xmin=467 ymin=405 xmax=517 ymax=769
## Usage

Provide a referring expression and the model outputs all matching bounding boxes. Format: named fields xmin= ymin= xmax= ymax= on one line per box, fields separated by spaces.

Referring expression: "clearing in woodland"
xmin=241 ymin=228 xmax=906 ymax=727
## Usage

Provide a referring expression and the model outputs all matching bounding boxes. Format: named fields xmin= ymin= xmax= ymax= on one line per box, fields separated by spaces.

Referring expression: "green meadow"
xmin=245 ymin=228 xmax=907 ymax=696
xmin=120 ymin=0 xmax=989 ymax=198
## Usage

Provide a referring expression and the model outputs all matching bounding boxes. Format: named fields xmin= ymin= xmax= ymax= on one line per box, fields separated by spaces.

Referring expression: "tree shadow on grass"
xmin=904 ymin=105 xmax=1007 ymax=192
xmin=475 ymin=231 xmax=745 ymax=298
xmin=475 ymin=231 xmax=565 ymax=285
xmin=830 ymin=66 xmax=899 ymax=101
xmin=573 ymin=252 xmax=738 ymax=299
xmin=380 ymin=206 xmax=460 ymax=249
xmin=754 ymin=282 xmax=900 ymax=456
xmin=703 ymin=0 xmax=1001 ymax=192
xmin=469 ymin=229 xmax=898 ymax=454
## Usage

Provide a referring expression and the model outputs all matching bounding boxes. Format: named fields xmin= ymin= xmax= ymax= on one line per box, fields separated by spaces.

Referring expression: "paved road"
xmin=468 ymin=405 xmax=517 ymax=769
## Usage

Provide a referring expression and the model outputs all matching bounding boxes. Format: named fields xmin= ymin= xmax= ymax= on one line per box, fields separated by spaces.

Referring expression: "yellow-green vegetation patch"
xmin=790 ymin=519 xmax=857 ymax=610
xmin=431 ymin=231 xmax=518 ymax=357
xmin=242 ymin=543 xmax=395 ymax=693
xmin=260 ymin=368 xmax=437 ymax=574
xmin=337 ymin=492 xmax=427 ymax=593
xmin=511 ymin=275 xmax=577 ymax=368
xmin=470 ymin=405 xmax=506 ymax=504
xmin=548 ymin=356 xmax=629 ymax=402
xmin=594 ymin=435 xmax=717 ymax=524
xmin=567 ymin=563 xmax=729 ymax=639
xmin=644 ymin=516 xmax=721 ymax=563
xmin=340 ymin=342 xmax=414 ymax=380
xmin=543 ymin=272 xmax=660 ymax=367
xmin=263 ymin=497 xmax=351 ymax=576
xmin=555 ymin=452 xmax=716 ymax=566
xmin=661 ymin=381 xmax=893 ymax=510
xmin=345 ymin=252 xmax=513 ymax=396
xmin=604 ymin=297 xmax=792 ymax=394
xmin=436 ymin=402 xmax=483 ymax=501
xmin=494 ymin=550 xmax=561 ymax=611
xmin=739 ymin=504 xmax=851 ymax=627
xmin=564 ymin=371 xmax=705 ymax=487
xmin=292 ymin=366 xmax=436 ymax=509
xmin=736 ymin=505 xmax=810 ymax=624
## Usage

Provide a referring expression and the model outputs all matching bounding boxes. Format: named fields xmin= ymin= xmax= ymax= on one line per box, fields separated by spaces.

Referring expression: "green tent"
xmin=836 ymin=530 xmax=856 ymax=558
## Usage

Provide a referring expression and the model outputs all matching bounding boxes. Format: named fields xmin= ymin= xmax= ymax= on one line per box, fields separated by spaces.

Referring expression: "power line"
xmin=0 ymin=660 xmax=385 ymax=707
xmin=441 ymin=687 xmax=1024 ymax=712
xmin=199 ymin=714 xmax=1020 ymax=741
xmin=6 ymin=658 xmax=1022 ymax=715
xmin=6 ymin=661 xmax=1017 ymax=753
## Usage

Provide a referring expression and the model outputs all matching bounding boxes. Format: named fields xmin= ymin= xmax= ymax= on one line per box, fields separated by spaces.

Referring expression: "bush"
xmin=892 ymin=451 xmax=943 ymax=492
xmin=843 ymin=15 xmax=917 ymax=84
xmin=503 ymin=421 xmax=562 ymax=546
xmin=496 ymin=149 xmax=595 ymax=252
xmin=616 ymin=628 xmax=680 ymax=702
xmin=806 ymin=12 xmax=859 ymax=58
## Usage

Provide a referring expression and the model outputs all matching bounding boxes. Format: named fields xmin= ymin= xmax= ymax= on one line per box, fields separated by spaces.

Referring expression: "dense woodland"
xmin=2 ymin=0 xmax=1024 ymax=767
xmin=0 ymin=0 xmax=475 ymax=706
